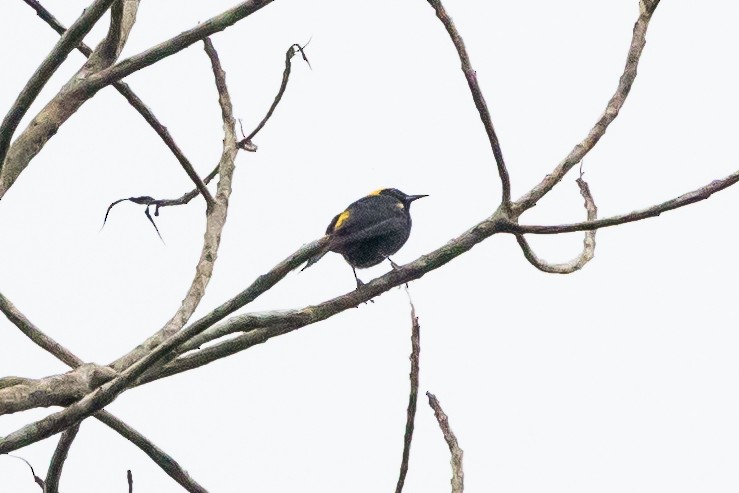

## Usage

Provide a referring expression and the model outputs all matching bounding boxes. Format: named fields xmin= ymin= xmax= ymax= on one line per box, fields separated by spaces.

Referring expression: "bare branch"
xmin=96 ymin=412 xmax=209 ymax=493
xmin=1 ymin=0 xmax=142 ymax=200
xmin=138 ymin=209 xmax=506 ymax=384
xmin=426 ymin=392 xmax=464 ymax=493
xmin=110 ymin=36 xmax=239 ymax=371
xmin=509 ymin=168 xmax=739 ymax=235
xmin=425 ymin=0 xmax=511 ymax=208
xmin=0 ymin=291 xmax=82 ymax=368
xmin=0 ymin=0 xmax=117 ymax=172
xmin=512 ymin=1 xmax=661 ymax=215
xmin=516 ymin=175 xmax=597 ymax=273
xmin=44 ymin=424 xmax=80 ymax=493
xmin=395 ymin=297 xmax=421 ymax=493
xmin=128 ymin=469 xmax=133 ymax=493
xmin=23 ymin=0 xmax=216 ymax=207
xmin=238 ymin=43 xmax=311 ymax=150
xmin=0 ymin=293 xmax=209 ymax=491
xmin=0 ymin=204 xmax=498 ymax=450
xmin=85 ymin=0 xmax=276 ymax=91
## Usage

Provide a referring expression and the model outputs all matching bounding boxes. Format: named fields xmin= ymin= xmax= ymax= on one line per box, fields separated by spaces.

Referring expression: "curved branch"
xmin=426 ymin=0 xmax=511 ymax=207
xmin=509 ymin=168 xmax=739 ymax=235
xmin=516 ymin=176 xmax=597 ymax=273
xmin=511 ymin=0 xmax=661 ymax=215
xmin=0 ymin=0 xmax=117 ymax=172
xmin=44 ymin=424 xmax=80 ymax=493
xmin=238 ymin=43 xmax=310 ymax=149
xmin=111 ymin=37 xmax=238 ymax=372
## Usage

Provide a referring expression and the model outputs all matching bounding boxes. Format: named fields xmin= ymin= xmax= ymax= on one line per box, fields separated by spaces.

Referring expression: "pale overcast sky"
xmin=2 ymin=1 xmax=739 ymax=492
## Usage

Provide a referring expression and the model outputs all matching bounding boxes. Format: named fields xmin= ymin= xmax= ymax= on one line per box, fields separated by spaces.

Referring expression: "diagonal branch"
xmin=96 ymin=412 xmax=209 ymax=493
xmin=516 ymin=174 xmax=597 ymax=273
xmin=44 ymin=424 xmax=80 ymax=493
xmin=425 ymin=0 xmax=511 ymax=208
xmin=85 ymin=0 xmax=276 ymax=91
xmin=0 ymin=0 xmax=117 ymax=172
xmin=110 ymin=37 xmax=239 ymax=372
xmin=0 ymin=292 xmax=81 ymax=368
xmin=0 ymin=204 xmax=505 ymax=451
xmin=512 ymin=0 xmax=661 ymax=215
xmin=509 ymin=167 xmax=739 ymax=235
xmin=394 ymin=297 xmax=421 ymax=493
xmin=426 ymin=392 xmax=464 ymax=493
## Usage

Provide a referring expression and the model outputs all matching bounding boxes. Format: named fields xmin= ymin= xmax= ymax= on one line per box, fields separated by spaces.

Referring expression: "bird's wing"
xmin=330 ymin=216 xmax=407 ymax=248
xmin=325 ymin=211 xmax=344 ymax=235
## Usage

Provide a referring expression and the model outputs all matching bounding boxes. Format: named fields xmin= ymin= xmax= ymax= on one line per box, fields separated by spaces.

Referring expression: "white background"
xmin=2 ymin=0 xmax=739 ymax=491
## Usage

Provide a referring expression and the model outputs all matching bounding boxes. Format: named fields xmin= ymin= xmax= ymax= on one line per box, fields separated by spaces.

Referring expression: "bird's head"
xmin=372 ymin=188 xmax=428 ymax=208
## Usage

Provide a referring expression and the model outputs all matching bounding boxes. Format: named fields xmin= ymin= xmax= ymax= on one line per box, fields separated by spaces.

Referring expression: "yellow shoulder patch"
xmin=334 ymin=210 xmax=351 ymax=230
xmin=368 ymin=188 xmax=385 ymax=196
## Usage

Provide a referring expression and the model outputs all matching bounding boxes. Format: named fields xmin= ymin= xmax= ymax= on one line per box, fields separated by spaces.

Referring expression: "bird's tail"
xmin=301 ymin=250 xmax=328 ymax=271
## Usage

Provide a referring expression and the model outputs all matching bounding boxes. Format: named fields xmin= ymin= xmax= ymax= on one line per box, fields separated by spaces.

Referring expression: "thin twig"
xmin=426 ymin=0 xmax=511 ymax=208
xmin=0 ymin=0 xmax=117 ymax=171
xmin=3 ymin=454 xmax=45 ymax=490
xmin=395 ymin=296 xmax=421 ymax=493
xmin=128 ymin=469 xmax=133 ymax=493
xmin=509 ymin=167 xmax=739 ymax=235
xmin=238 ymin=43 xmax=310 ymax=150
xmin=511 ymin=0 xmax=661 ymax=215
xmin=44 ymin=423 xmax=81 ymax=493
xmin=515 ymin=173 xmax=597 ymax=273
xmin=426 ymin=392 xmax=464 ymax=493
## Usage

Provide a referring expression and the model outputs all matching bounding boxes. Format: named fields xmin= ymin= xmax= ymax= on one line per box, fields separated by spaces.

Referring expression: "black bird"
xmin=303 ymin=188 xmax=427 ymax=288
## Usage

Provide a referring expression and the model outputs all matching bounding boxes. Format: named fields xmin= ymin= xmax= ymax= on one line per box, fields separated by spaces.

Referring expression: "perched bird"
xmin=303 ymin=188 xmax=427 ymax=288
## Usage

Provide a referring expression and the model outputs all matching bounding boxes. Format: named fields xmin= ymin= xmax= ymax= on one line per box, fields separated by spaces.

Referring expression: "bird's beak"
xmin=406 ymin=194 xmax=428 ymax=203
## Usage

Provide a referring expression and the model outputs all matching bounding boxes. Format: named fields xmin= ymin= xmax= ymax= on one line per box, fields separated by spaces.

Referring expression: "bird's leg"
xmin=352 ymin=267 xmax=374 ymax=304
xmin=353 ymin=267 xmax=365 ymax=289
xmin=387 ymin=257 xmax=408 ymax=288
